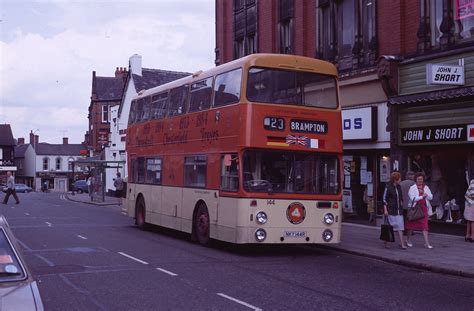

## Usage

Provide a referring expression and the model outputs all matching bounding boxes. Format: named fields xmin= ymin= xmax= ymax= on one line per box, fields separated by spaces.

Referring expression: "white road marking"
xmin=217 ymin=293 xmax=262 ymax=311
xmin=77 ymin=235 xmax=88 ymax=240
xmin=45 ymin=222 xmax=52 ymax=227
xmin=156 ymin=268 xmax=178 ymax=276
xmin=118 ymin=252 xmax=149 ymax=265
xmin=25 ymin=212 xmax=30 ymax=216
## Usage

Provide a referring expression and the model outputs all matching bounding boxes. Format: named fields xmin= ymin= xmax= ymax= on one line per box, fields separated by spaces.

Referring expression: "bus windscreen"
xmin=247 ymin=67 xmax=338 ymax=109
xmin=243 ymin=150 xmax=339 ymax=194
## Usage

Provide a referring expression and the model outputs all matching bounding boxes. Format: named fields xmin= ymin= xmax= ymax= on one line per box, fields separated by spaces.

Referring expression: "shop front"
xmin=388 ymin=49 xmax=474 ymax=224
xmin=36 ymin=172 xmax=69 ymax=192
xmin=341 ymin=103 xmax=391 ymax=224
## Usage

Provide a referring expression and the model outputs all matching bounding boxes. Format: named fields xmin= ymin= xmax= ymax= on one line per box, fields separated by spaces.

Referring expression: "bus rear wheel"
xmin=136 ymin=197 xmax=146 ymax=230
xmin=193 ymin=203 xmax=210 ymax=245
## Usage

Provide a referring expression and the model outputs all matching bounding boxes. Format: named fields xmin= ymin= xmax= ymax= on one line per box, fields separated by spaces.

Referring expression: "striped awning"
xmin=389 ymin=86 xmax=474 ymax=105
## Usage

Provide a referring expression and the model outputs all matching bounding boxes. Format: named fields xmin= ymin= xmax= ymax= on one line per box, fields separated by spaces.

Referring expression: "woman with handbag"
xmin=383 ymin=172 xmax=407 ymax=249
xmin=464 ymin=179 xmax=474 ymax=242
xmin=406 ymin=172 xmax=434 ymax=248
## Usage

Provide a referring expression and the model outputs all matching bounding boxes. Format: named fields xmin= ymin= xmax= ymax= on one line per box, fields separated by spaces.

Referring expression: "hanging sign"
xmin=426 ymin=63 xmax=464 ymax=85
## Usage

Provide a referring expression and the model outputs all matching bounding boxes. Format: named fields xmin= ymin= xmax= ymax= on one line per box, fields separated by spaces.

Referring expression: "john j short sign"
xmin=400 ymin=124 xmax=469 ymax=144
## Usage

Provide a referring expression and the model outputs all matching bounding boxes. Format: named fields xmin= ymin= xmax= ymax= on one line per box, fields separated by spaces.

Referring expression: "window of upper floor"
xmin=418 ymin=0 xmax=474 ymax=52
xmin=43 ymin=157 xmax=49 ymax=171
xmin=55 ymin=157 xmax=62 ymax=171
xmin=102 ymin=105 xmax=110 ymax=123
xmin=279 ymin=0 xmax=294 ymax=54
xmin=233 ymin=0 xmax=258 ymax=59
xmin=317 ymin=0 xmax=377 ymax=72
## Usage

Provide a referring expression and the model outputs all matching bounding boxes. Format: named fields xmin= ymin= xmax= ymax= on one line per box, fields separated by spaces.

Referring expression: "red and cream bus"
xmin=123 ymin=54 xmax=342 ymax=245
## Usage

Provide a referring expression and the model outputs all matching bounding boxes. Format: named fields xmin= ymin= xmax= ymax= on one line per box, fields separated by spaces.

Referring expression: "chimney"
xmin=129 ymin=54 xmax=142 ymax=76
xmin=115 ymin=67 xmax=128 ymax=80
xmin=18 ymin=137 xmax=25 ymax=145
xmin=63 ymin=137 xmax=68 ymax=145
xmin=29 ymin=131 xmax=34 ymax=145
xmin=35 ymin=135 xmax=39 ymax=146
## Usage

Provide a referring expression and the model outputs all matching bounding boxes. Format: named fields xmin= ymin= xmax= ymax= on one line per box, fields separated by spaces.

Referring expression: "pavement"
xmin=64 ymin=193 xmax=474 ymax=278
xmin=325 ymin=222 xmax=474 ymax=278
xmin=65 ymin=192 xmax=121 ymax=206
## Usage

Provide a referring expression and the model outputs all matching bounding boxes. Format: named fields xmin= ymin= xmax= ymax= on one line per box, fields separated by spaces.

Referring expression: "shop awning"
xmin=389 ymin=86 xmax=474 ymax=105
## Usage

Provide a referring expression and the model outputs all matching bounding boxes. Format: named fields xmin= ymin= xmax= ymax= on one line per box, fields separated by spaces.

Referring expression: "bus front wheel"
xmin=136 ymin=197 xmax=146 ymax=230
xmin=193 ymin=203 xmax=210 ymax=246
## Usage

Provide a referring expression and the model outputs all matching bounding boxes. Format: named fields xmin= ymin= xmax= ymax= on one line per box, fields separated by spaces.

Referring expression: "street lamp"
xmin=32 ymin=129 xmax=39 ymax=191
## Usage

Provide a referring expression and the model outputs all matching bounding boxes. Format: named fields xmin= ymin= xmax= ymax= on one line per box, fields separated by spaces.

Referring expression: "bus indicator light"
xmin=332 ymin=202 xmax=339 ymax=209
xmin=250 ymin=200 xmax=258 ymax=207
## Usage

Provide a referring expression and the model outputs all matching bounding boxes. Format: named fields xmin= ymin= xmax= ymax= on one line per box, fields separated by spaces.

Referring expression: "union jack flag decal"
xmin=286 ymin=135 xmax=308 ymax=146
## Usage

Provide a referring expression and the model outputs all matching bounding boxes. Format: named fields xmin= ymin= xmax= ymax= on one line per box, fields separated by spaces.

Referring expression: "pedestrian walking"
xmin=2 ymin=171 xmax=19 ymax=205
xmin=383 ymin=172 xmax=407 ymax=249
xmin=406 ymin=172 xmax=434 ymax=248
xmin=464 ymin=179 xmax=474 ymax=242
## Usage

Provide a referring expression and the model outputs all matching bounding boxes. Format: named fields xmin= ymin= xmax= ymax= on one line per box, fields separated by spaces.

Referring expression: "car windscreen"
xmin=247 ymin=67 xmax=338 ymax=109
xmin=243 ymin=150 xmax=339 ymax=194
xmin=0 ymin=228 xmax=27 ymax=282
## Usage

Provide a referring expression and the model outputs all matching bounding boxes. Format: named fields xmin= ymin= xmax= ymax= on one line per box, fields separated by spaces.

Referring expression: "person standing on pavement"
xmin=113 ymin=172 xmax=124 ymax=199
xmin=406 ymin=173 xmax=434 ymax=248
xmin=400 ymin=171 xmax=415 ymax=236
xmin=464 ymin=179 xmax=474 ymax=242
xmin=383 ymin=172 xmax=407 ymax=249
xmin=2 ymin=171 xmax=19 ymax=205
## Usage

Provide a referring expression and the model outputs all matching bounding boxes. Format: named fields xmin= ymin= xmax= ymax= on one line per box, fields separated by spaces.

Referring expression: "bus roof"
xmin=135 ymin=54 xmax=338 ymax=100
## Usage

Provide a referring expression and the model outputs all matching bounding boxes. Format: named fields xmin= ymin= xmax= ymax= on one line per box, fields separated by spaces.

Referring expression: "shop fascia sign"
xmin=342 ymin=107 xmax=377 ymax=141
xmin=400 ymin=124 xmax=474 ymax=144
xmin=426 ymin=62 xmax=464 ymax=85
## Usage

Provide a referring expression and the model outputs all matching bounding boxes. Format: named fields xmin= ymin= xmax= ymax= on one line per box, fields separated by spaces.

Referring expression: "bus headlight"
xmin=255 ymin=229 xmax=267 ymax=242
xmin=324 ymin=213 xmax=334 ymax=225
xmin=322 ymin=229 xmax=333 ymax=242
xmin=256 ymin=211 xmax=268 ymax=224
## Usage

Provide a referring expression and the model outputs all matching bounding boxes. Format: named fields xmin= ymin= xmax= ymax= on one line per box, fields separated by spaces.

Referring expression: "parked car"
xmin=1 ymin=184 xmax=32 ymax=193
xmin=73 ymin=180 xmax=88 ymax=194
xmin=0 ymin=215 xmax=44 ymax=310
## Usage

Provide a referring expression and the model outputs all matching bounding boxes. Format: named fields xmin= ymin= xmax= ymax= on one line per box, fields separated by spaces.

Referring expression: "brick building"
xmin=215 ymin=0 xmax=474 ymax=223
xmin=86 ymin=68 xmax=127 ymax=154
xmin=0 ymin=124 xmax=17 ymax=185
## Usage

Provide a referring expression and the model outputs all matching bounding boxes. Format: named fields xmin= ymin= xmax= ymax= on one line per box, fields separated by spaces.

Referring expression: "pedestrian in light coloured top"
xmin=2 ymin=171 xmax=19 ymax=205
xmin=383 ymin=172 xmax=407 ymax=249
xmin=464 ymin=179 xmax=474 ymax=242
xmin=406 ymin=173 xmax=434 ymax=249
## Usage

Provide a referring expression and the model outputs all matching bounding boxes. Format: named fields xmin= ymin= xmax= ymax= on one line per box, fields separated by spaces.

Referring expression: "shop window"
xmin=233 ymin=0 xmax=258 ymax=59
xmin=189 ymin=77 xmax=213 ymax=113
xmin=43 ymin=157 xmax=49 ymax=171
xmin=168 ymin=85 xmax=189 ymax=117
xmin=213 ymin=69 xmax=242 ymax=107
xmin=146 ymin=158 xmax=162 ymax=184
xmin=184 ymin=155 xmax=207 ymax=188
xmin=55 ymin=157 xmax=62 ymax=171
xmin=317 ymin=0 xmax=377 ymax=71
xmin=221 ymin=154 xmax=239 ymax=192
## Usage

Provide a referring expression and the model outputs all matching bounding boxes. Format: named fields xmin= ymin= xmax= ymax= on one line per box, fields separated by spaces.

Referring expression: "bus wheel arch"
xmin=192 ymin=200 xmax=210 ymax=245
xmin=135 ymin=194 xmax=146 ymax=230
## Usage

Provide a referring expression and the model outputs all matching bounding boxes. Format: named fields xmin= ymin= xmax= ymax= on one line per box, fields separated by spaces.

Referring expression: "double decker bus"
xmin=123 ymin=54 xmax=342 ymax=245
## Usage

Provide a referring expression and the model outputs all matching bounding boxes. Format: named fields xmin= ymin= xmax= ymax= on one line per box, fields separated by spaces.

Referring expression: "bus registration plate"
xmin=284 ymin=231 xmax=306 ymax=238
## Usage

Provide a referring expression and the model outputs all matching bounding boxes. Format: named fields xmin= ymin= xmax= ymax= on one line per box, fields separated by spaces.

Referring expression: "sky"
xmin=0 ymin=0 xmax=215 ymax=144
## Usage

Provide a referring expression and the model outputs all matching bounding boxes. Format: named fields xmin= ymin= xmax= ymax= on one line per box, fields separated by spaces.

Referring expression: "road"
xmin=2 ymin=192 xmax=473 ymax=311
